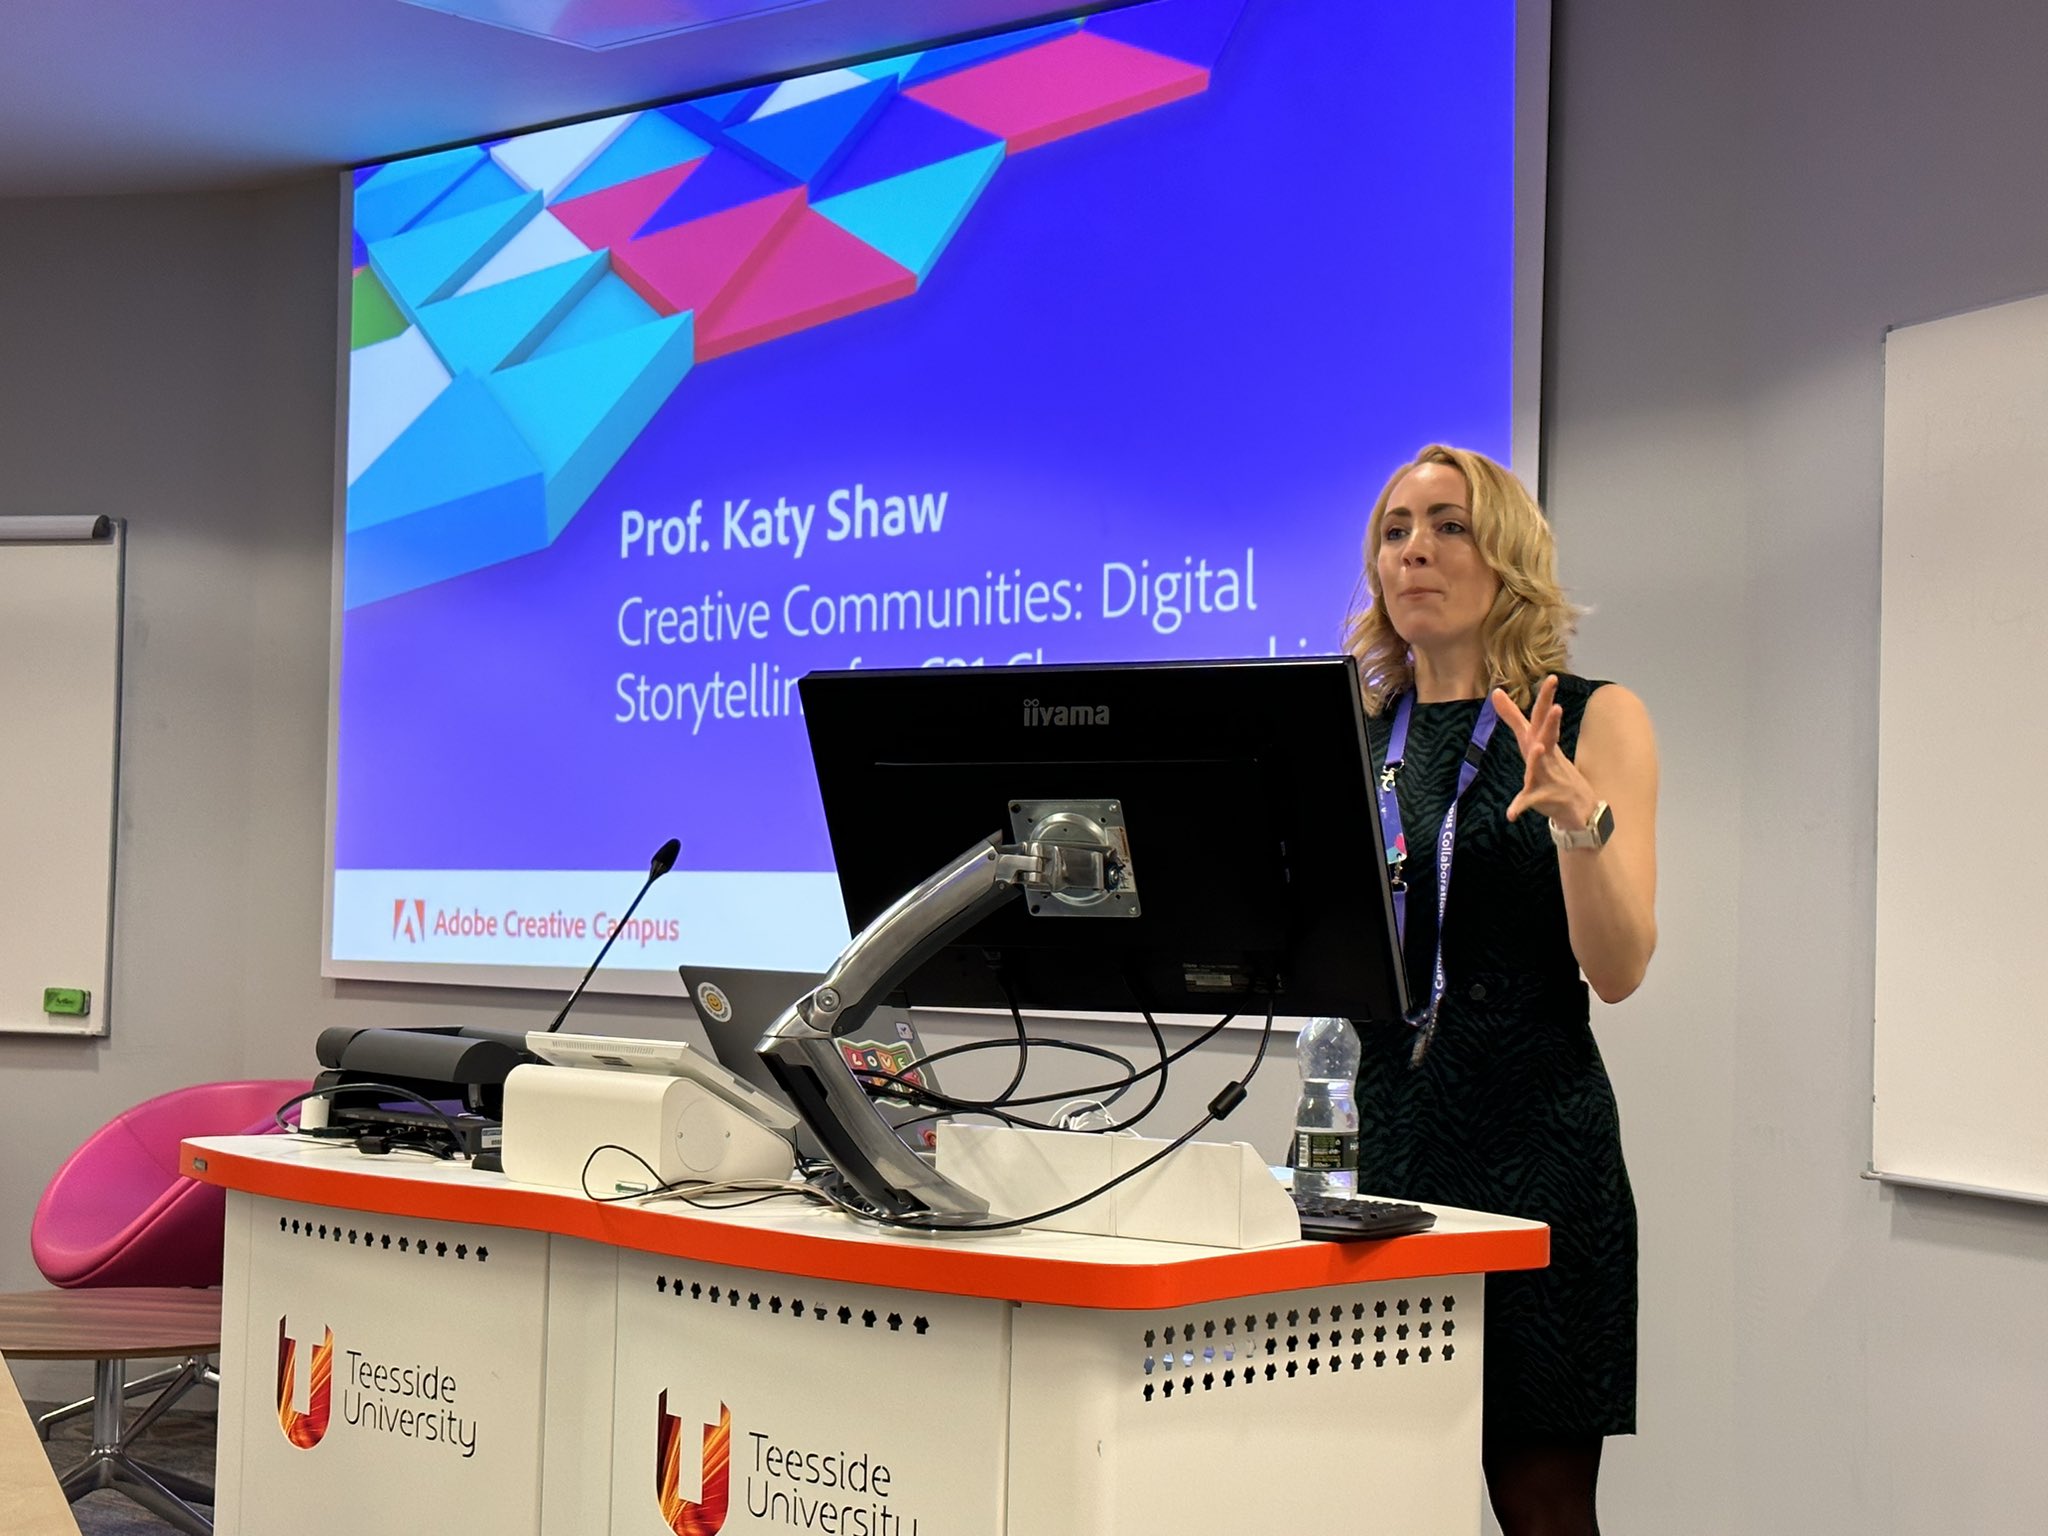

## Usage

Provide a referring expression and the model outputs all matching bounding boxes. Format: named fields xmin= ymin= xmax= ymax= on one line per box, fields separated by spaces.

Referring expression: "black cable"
xmin=824 ymin=1002 xmax=1278 ymax=1235
xmin=847 ymin=1036 xmax=1139 ymax=1114
xmin=1095 ymin=1010 xmax=1170 ymax=1133
xmin=844 ymin=1039 xmax=1139 ymax=1131
xmin=993 ymin=980 xmax=1031 ymax=1105
xmin=577 ymin=1141 xmax=816 ymax=1209
xmin=847 ymin=1076 xmax=1101 ymax=1133
xmin=1028 ymin=1013 xmax=1236 ymax=1109
xmin=876 ymin=1032 xmax=1136 ymax=1092
xmin=856 ymin=1013 xmax=1238 ymax=1115
xmin=851 ymin=1013 xmax=1244 ymax=1143
xmin=819 ymin=1118 xmax=1208 ymax=1233
xmin=887 ymin=1019 xmax=1231 ymax=1108
xmin=272 ymin=1083 xmax=470 ymax=1147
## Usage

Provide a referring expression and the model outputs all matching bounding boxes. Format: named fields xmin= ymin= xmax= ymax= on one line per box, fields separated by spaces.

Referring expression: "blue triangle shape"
xmin=344 ymin=370 xmax=551 ymax=607
xmin=557 ymin=111 xmax=711 ymax=204
xmin=409 ymin=159 xmax=526 ymax=230
xmin=902 ymin=20 xmax=1079 ymax=84
xmin=414 ymin=251 xmax=608 ymax=376
xmin=636 ymin=149 xmax=797 ymax=238
xmin=721 ymin=76 xmax=896 ymax=186
xmin=849 ymin=51 xmax=922 ymax=82
xmin=486 ymin=313 xmax=695 ymax=535
xmin=354 ymin=145 xmax=487 ymax=243
xmin=813 ymin=145 xmax=1003 ymax=285
xmin=367 ymin=192 xmax=543 ymax=315
xmin=1087 ymin=0 xmax=1248 ymax=68
xmin=529 ymin=273 xmax=658 ymax=361
xmin=347 ymin=372 xmax=543 ymax=534
xmin=666 ymin=85 xmax=774 ymax=135
xmin=813 ymin=95 xmax=1001 ymax=201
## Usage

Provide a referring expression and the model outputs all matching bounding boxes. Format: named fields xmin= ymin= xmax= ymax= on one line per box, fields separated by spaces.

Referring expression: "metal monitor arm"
xmin=759 ymin=801 xmax=1136 ymax=1221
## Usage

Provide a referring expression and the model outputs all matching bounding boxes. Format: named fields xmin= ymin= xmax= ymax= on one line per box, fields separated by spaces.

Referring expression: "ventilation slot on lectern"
xmin=653 ymin=1275 xmax=931 ymax=1338
xmin=276 ymin=1213 xmax=490 ymax=1262
xmin=1137 ymin=1292 xmax=1459 ymax=1402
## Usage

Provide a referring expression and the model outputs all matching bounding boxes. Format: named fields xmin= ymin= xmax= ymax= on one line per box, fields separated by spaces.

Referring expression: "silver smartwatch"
xmin=1548 ymin=800 xmax=1614 ymax=852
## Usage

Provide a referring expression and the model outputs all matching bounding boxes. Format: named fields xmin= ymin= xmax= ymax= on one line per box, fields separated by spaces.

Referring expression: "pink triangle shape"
xmin=906 ymin=31 xmax=1208 ymax=153
xmin=551 ymin=159 xmax=701 ymax=254
xmin=697 ymin=209 xmax=917 ymax=361
xmin=610 ymin=188 xmax=806 ymax=319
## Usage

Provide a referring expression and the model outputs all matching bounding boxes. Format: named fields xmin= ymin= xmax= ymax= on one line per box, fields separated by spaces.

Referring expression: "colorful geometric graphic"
xmin=656 ymin=1392 xmax=731 ymax=1536
xmin=276 ymin=1319 xmax=335 ymax=1450
xmin=345 ymin=0 xmax=1243 ymax=607
xmin=611 ymin=187 xmax=806 ymax=320
xmin=903 ymin=31 xmax=1210 ymax=154
xmin=695 ymin=210 xmax=917 ymax=361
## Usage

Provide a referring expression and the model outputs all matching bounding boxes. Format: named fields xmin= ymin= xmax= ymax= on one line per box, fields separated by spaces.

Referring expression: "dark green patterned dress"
xmin=1357 ymin=673 xmax=1637 ymax=1440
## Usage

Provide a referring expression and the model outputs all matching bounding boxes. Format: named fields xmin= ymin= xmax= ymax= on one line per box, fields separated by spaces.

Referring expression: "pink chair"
xmin=4 ymin=1078 xmax=307 ymax=1534
xmin=32 ymin=1079 xmax=307 ymax=1290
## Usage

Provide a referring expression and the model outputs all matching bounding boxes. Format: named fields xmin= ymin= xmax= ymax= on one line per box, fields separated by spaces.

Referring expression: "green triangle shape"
xmin=812 ymin=144 xmax=1003 ymax=284
xmin=351 ymin=266 xmax=409 ymax=350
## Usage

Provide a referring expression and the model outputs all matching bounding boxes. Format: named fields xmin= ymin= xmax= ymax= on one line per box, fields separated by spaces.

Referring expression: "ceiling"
xmin=0 ymin=0 xmax=1102 ymax=197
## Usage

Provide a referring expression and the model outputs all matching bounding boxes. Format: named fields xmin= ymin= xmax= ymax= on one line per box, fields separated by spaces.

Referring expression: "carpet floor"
xmin=28 ymin=1398 xmax=216 ymax=1535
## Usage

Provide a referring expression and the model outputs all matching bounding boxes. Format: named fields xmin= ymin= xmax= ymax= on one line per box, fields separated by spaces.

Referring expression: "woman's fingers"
xmin=1508 ymin=741 xmax=1547 ymax=819
xmin=1490 ymin=686 xmax=1530 ymax=741
xmin=1535 ymin=677 xmax=1561 ymax=747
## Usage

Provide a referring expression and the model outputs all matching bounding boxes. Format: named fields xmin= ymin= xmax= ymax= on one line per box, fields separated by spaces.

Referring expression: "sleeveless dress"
xmin=1356 ymin=673 xmax=1637 ymax=1439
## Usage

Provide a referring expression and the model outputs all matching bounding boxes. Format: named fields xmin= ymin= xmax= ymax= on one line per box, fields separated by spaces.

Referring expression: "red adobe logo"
xmin=276 ymin=1318 xmax=334 ymax=1449
xmin=392 ymin=898 xmax=426 ymax=943
xmin=656 ymin=1392 xmax=731 ymax=1535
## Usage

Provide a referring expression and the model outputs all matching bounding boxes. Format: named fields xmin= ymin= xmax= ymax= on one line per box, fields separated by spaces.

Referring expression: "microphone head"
xmin=649 ymin=837 xmax=682 ymax=877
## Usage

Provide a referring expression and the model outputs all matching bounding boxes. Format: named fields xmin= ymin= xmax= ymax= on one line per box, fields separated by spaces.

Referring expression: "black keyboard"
xmin=1292 ymin=1191 xmax=1437 ymax=1242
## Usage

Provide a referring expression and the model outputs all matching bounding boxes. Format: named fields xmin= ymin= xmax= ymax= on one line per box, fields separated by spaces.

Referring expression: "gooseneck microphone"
xmin=542 ymin=837 xmax=682 ymax=1034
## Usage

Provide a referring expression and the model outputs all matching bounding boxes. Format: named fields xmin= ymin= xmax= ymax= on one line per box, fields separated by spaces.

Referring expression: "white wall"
xmin=1540 ymin=1 xmax=1748 ymax=1526
xmin=1548 ymin=0 xmax=2048 ymax=1531
xmin=7 ymin=0 xmax=2048 ymax=1522
xmin=1731 ymin=2 xmax=2048 ymax=1530
xmin=0 ymin=190 xmax=306 ymax=1192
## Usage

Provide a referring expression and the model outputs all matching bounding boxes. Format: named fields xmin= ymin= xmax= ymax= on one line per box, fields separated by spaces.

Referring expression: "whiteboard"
xmin=1875 ymin=296 xmax=2048 ymax=1204
xmin=0 ymin=522 xmax=123 ymax=1036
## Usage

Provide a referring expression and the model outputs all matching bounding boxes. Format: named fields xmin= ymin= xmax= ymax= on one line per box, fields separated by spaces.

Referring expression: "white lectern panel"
xmin=607 ymin=1251 xmax=1011 ymax=1535
xmin=218 ymin=1195 xmax=550 ymax=1535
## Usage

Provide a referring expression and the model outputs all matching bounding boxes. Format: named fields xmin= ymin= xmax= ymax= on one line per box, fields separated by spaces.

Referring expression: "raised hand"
xmin=1491 ymin=675 xmax=1598 ymax=829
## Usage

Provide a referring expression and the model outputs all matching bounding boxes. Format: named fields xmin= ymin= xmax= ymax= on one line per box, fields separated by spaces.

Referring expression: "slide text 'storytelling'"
xmin=610 ymin=495 xmax=1259 ymax=730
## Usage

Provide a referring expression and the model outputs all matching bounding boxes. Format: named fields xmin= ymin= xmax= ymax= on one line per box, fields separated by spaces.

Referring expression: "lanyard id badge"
xmin=1375 ymin=690 xmax=1499 ymax=1066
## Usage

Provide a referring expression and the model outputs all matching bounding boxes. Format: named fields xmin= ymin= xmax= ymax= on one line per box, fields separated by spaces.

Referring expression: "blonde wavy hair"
xmin=1343 ymin=444 xmax=1581 ymax=714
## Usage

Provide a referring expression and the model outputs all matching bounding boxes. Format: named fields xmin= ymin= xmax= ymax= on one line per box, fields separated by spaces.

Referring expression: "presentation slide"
xmin=328 ymin=0 xmax=1528 ymax=986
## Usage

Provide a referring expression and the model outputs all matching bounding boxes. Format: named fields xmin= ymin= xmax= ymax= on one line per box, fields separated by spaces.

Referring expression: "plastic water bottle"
xmin=1293 ymin=1016 xmax=1361 ymax=1197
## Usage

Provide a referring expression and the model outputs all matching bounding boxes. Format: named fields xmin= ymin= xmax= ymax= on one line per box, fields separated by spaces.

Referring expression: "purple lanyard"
xmin=1376 ymin=690 xmax=1499 ymax=1065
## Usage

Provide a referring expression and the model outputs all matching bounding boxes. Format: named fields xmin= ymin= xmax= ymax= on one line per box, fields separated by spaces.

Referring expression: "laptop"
xmin=676 ymin=964 xmax=949 ymax=1156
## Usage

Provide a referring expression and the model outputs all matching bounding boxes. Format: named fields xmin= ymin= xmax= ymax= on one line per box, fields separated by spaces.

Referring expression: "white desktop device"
xmin=525 ymin=1031 xmax=799 ymax=1132
xmin=501 ymin=1032 xmax=797 ymax=1195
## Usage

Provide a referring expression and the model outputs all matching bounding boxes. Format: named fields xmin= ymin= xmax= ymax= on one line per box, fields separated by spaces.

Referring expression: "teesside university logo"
xmin=276 ymin=1318 xmax=335 ymax=1449
xmin=656 ymin=1392 xmax=731 ymax=1535
xmin=392 ymin=898 xmax=426 ymax=943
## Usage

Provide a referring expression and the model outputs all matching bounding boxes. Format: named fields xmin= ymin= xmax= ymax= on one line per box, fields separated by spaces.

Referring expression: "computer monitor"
xmin=759 ymin=654 xmax=1408 ymax=1219
xmin=808 ymin=655 xmax=1406 ymax=1019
